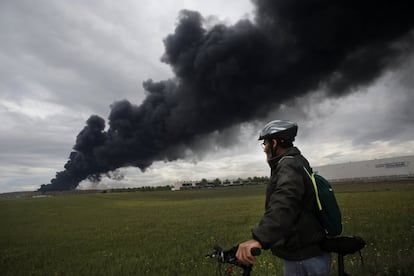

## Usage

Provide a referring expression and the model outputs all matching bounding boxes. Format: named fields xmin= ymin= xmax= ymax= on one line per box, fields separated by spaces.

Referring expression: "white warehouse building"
xmin=314 ymin=155 xmax=414 ymax=182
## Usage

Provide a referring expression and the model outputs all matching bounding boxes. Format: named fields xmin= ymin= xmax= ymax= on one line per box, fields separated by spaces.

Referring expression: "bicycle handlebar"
xmin=206 ymin=245 xmax=261 ymax=276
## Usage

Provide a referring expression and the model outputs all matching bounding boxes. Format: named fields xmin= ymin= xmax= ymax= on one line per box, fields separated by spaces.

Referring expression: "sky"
xmin=1 ymin=0 xmax=413 ymax=193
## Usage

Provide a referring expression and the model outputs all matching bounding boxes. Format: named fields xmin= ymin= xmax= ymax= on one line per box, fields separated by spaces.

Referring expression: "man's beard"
xmin=266 ymin=148 xmax=274 ymax=162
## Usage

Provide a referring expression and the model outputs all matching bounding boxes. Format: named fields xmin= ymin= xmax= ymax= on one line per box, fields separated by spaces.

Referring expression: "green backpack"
xmin=279 ymin=156 xmax=343 ymax=236
xmin=303 ymin=167 xmax=343 ymax=236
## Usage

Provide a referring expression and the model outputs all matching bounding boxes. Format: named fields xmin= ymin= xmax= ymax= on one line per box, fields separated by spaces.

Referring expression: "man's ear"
xmin=272 ymin=139 xmax=278 ymax=149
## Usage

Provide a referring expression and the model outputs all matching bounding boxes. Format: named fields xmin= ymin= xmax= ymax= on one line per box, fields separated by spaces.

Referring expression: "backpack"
xmin=278 ymin=156 xmax=343 ymax=236
xmin=302 ymin=167 xmax=343 ymax=236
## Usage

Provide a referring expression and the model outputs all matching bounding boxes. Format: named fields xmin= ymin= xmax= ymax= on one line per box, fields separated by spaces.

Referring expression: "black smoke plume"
xmin=40 ymin=0 xmax=414 ymax=191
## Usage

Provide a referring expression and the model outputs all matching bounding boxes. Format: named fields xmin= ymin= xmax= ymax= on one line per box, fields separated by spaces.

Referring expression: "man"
xmin=236 ymin=120 xmax=331 ymax=275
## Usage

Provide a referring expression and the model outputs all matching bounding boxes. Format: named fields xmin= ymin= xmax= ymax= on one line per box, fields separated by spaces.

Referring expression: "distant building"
xmin=172 ymin=181 xmax=195 ymax=191
xmin=314 ymin=155 xmax=414 ymax=182
xmin=173 ymin=178 xmax=261 ymax=190
xmin=171 ymin=155 xmax=414 ymax=190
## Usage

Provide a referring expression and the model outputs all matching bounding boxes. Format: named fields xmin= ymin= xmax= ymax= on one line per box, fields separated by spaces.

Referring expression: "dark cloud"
xmin=0 ymin=0 xmax=166 ymax=116
xmin=0 ymin=0 xmax=250 ymax=193
xmin=32 ymin=0 xmax=414 ymax=191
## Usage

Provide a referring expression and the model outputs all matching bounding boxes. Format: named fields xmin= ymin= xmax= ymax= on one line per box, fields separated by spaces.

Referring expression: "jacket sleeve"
xmin=251 ymin=159 xmax=305 ymax=249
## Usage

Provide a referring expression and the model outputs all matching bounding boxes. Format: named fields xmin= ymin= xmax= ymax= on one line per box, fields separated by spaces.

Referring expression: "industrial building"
xmin=172 ymin=178 xmax=263 ymax=191
xmin=314 ymin=155 xmax=414 ymax=182
xmin=172 ymin=155 xmax=413 ymax=190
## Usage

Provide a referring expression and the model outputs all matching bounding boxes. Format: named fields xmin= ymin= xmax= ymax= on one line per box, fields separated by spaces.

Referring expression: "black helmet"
xmin=258 ymin=120 xmax=298 ymax=141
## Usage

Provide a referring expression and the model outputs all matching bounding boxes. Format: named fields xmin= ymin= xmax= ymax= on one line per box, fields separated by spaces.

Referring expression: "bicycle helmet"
xmin=258 ymin=120 xmax=298 ymax=141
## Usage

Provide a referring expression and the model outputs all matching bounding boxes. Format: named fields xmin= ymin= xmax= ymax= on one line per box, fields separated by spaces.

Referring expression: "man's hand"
xmin=236 ymin=239 xmax=262 ymax=266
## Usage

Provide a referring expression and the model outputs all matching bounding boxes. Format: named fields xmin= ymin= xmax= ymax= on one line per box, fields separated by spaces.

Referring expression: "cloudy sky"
xmin=1 ymin=0 xmax=413 ymax=193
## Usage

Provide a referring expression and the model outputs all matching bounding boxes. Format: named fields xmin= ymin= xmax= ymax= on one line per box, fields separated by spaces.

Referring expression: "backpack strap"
xmin=278 ymin=156 xmax=322 ymax=211
xmin=303 ymin=167 xmax=322 ymax=211
xmin=277 ymin=156 xmax=295 ymax=164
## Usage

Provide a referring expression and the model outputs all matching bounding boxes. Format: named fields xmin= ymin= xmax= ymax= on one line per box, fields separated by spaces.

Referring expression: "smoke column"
xmin=40 ymin=0 xmax=414 ymax=191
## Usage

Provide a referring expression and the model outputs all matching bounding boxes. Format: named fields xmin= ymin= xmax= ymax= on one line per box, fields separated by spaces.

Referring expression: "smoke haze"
xmin=40 ymin=0 xmax=414 ymax=191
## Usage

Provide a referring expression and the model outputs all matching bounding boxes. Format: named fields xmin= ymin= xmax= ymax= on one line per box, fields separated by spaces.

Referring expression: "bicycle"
xmin=321 ymin=236 xmax=366 ymax=276
xmin=206 ymin=236 xmax=365 ymax=276
xmin=205 ymin=245 xmax=261 ymax=276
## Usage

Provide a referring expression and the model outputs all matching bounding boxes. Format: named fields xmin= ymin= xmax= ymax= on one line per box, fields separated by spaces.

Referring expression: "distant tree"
xmin=213 ymin=178 xmax=221 ymax=186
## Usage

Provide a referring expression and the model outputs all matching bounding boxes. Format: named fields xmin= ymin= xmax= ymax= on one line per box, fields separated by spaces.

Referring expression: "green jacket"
xmin=252 ymin=147 xmax=326 ymax=260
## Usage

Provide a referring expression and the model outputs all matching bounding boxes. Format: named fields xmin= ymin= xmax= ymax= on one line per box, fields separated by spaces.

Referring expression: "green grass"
xmin=0 ymin=183 xmax=413 ymax=275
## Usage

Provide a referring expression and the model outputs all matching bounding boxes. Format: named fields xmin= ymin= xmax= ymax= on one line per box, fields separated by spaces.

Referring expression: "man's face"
xmin=262 ymin=139 xmax=276 ymax=160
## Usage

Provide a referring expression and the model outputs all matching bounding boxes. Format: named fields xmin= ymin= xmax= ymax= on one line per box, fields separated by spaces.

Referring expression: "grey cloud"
xmin=0 ymin=0 xmax=169 ymax=116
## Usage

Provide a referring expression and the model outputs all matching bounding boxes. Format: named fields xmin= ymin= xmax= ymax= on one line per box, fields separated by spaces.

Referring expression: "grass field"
xmin=0 ymin=182 xmax=413 ymax=275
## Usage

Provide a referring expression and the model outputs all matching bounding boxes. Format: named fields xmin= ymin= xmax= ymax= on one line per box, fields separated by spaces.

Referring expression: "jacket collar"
xmin=267 ymin=147 xmax=301 ymax=169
